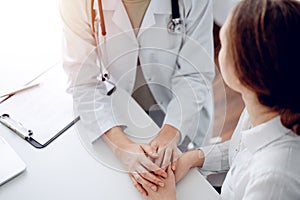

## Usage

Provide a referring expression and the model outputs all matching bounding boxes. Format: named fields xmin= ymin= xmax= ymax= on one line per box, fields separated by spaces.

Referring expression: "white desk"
xmin=0 ymin=65 xmax=220 ymax=200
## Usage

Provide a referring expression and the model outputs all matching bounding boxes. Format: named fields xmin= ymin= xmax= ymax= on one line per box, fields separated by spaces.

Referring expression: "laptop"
xmin=0 ymin=135 xmax=26 ymax=186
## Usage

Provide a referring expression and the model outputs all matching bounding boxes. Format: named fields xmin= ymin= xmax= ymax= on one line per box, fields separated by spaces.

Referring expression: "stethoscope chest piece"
xmin=97 ymin=73 xmax=116 ymax=96
xmin=100 ymin=73 xmax=109 ymax=82
xmin=168 ymin=18 xmax=183 ymax=34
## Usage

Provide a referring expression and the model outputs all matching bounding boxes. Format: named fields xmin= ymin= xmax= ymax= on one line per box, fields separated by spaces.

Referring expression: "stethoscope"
xmin=93 ymin=0 xmax=184 ymax=96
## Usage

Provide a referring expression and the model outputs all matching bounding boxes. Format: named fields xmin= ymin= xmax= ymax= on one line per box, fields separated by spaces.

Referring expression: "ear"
xmin=232 ymin=77 xmax=245 ymax=93
xmin=236 ymin=78 xmax=242 ymax=87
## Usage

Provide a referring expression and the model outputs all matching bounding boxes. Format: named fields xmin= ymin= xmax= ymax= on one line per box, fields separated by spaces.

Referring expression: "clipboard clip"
xmin=0 ymin=114 xmax=80 ymax=149
xmin=0 ymin=114 xmax=33 ymax=139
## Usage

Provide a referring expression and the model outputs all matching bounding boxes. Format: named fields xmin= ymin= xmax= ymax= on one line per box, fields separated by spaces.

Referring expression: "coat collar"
xmin=101 ymin=0 xmax=172 ymax=14
xmin=241 ymin=116 xmax=291 ymax=154
xmin=94 ymin=0 xmax=172 ymax=40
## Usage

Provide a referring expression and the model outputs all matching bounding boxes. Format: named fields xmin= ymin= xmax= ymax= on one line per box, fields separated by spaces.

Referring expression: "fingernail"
xmin=172 ymin=165 xmax=176 ymax=171
xmin=151 ymin=186 xmax=157 ymax=192
xmin=152 ymin=152 xmax=158 ymax=156
xmin=159 ymin=182 xmax=164 ymax=187
xmin=152 ymin=141 xmax=158 ymax=147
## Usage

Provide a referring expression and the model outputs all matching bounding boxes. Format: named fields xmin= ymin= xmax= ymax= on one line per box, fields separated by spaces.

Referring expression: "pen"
xmin=0 ymin=82 xmax=40 ymax=98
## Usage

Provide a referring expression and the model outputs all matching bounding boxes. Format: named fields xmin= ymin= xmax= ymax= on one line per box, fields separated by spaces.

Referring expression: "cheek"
xmin=218 ymin=47 xmax=238 ymax=90
xmin=218 ymin=47 xmax=230 ymax=84
xmin=218 ymin=47 xmax=225 ymax=72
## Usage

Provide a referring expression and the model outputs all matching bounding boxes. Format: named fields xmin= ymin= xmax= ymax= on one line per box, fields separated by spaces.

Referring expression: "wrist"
xmin=159 ymin=124 xmax=180 ymax=144
xmin=188 ymin=149 xmax=205 ymax=168
xmin=102 ymin=126 xmax=133 ymax=151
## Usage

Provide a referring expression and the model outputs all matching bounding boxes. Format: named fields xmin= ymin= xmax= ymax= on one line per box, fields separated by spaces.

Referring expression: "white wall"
xmin=0 ymin=0 xmax=62 ymax=91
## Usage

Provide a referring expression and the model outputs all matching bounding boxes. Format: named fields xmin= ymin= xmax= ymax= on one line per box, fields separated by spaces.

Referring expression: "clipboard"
xmin=0 ymin=64 xmax=79 ymax=149
xmin=0 ymin=114 xmax=79 ymax=149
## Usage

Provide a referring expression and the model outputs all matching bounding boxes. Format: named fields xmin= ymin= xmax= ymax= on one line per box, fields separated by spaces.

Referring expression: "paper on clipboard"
xmin=0 ymin=65 xmax=76 ymax=146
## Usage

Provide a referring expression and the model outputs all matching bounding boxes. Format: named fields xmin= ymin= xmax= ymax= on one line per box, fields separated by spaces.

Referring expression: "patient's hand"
xmin=146 ymin=166 xmax=176 ymax=200
xmin=174 ymin=150 xmax=205 ymax=183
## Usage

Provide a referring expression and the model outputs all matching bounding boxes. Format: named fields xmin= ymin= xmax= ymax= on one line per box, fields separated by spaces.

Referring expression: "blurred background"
xmin=0 ymin=0 xmax=61 ymax=94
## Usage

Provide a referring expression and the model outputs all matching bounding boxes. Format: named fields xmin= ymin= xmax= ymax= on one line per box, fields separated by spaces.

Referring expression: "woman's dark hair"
xmin=227 ymin=0 xmax=300 ymax=134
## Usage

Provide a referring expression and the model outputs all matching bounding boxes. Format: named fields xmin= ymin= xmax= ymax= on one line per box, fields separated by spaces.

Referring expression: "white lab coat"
xmin=59 ymin=0 xmax=215 ymax=146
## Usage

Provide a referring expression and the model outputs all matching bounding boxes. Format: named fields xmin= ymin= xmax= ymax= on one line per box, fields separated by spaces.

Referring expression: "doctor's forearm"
xmin=102 ymin=126 xmax=134 ymax=152
xmin=154 ymin=125 xmax=180 ymax=144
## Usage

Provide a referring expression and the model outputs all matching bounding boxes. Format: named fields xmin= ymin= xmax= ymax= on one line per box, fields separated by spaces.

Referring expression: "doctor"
xmin=60 ymin=0 xmax=214 ymax=195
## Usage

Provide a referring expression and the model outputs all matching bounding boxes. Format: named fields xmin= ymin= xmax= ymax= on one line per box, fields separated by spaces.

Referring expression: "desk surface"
xmin=0 ymin=65 xmax=220 ymax=200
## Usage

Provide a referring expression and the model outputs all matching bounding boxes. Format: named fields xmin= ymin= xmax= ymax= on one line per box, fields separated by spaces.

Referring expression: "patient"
xmin=142 ymin=0 xmax=300 ymax=199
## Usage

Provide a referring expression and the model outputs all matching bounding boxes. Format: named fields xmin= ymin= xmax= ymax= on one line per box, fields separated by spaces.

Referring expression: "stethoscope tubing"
xmin=171 ymin=0 xmax=180 ymax=19
xmin=97 ymin=0 xmax=106 ymax=36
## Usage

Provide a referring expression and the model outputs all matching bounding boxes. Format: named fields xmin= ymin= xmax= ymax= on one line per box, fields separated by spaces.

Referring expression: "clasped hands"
xmin=126 ymin=124 xmax=180 ymax=198
xmin=103 ymin=124 xmax=198 ymax=199
xmin=126 ymin=131 xmax=203 ymax=200
xmin=108 ymin=124 xmax=180 ymax=198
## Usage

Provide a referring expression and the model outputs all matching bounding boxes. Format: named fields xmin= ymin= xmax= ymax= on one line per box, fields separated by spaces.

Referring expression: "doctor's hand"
xmin=145 ymin=166 xmax=176 ymax=200
xmin=102 ymin=127 xmax=167 ymax=197
xmin=150 ymin=125 xmax=180 ymax=171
